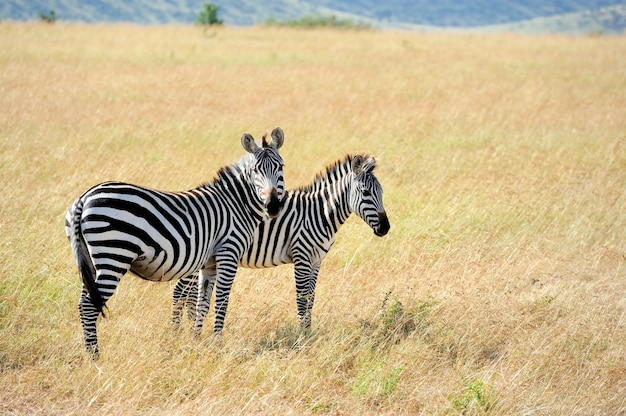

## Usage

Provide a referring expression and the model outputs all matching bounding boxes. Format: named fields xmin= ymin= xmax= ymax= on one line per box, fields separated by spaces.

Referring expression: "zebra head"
xmin=241 ymin=126 xmax=285 ymax=218
xmin=349 ymin=155 xmax=390 ymax=237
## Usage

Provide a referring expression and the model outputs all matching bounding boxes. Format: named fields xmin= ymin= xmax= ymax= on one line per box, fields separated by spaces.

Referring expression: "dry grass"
xmin=1 ymin=22 xmax=625 ymax=415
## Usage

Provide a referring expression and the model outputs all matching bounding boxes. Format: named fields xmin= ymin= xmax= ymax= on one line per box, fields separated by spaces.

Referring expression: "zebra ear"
xmin=363 ymin=156 xmax=377 ymax=173
xmin=241 ymin=133 xmax=260 ymax=154
xmin=269 ymin=127 xmax=284 ymax=150
xmin=351 ymin=155 xmax=364 ymax=175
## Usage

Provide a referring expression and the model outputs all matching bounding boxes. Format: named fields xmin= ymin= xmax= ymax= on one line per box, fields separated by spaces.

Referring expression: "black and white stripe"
xmin=65 ymin=128 xmax=285 ymax=355
xmin=172 ymin=154 xmax=389 ymax=330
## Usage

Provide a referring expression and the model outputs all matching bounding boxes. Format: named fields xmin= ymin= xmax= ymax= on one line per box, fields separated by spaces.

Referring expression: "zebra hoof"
xmin=86 ymin=345 xmax=100 ymax=360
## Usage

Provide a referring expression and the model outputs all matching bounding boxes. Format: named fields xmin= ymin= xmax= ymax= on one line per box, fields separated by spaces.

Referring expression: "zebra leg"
xmin=294 ymin=260 xmax=319 ymax=329
xmin=77 ymin=287 xmax=100 ymax=356
xmin=193 ymin=266 xmax=217 ymax=337
xmin=172 ymin=275 xmax=195 ymax=330
xmin=302 ymin=266 xmax=321 ymax=329
xmin=299 ymin=265 xmax=320 ymax=329
xmin=77 ymin=269 xmax=125 ymax=356
xmin=212 ymin=259 xmax=239 ymax=335
xmin=172 ymin=273 xmax=199 ymax=329
xmin=184 ymin=275 xmax=199 ymax=323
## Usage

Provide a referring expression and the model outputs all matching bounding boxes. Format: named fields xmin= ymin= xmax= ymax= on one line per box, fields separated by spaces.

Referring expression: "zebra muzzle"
xmin=374 ymin=211 xmax=390 ymax=236
xmin=266 ymin=189 xmax=281 ymax=218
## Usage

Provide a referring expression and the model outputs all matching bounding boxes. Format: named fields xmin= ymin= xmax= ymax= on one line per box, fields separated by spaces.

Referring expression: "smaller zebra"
xmin=172 ymin=154 xmax=390 ymax=331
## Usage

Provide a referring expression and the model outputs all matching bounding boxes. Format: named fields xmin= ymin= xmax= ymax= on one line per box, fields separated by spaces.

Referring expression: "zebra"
xmin=65 ymin=127 xmax=286 ymax=355
xmin=172 ymin=153 xmax=390 ymax=332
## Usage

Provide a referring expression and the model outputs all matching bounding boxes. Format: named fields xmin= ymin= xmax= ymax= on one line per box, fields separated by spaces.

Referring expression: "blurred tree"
xmin=38 ymin=9 xmax=56 ymax=23
xmin=196 ymin=3 xmax=223 ymax=25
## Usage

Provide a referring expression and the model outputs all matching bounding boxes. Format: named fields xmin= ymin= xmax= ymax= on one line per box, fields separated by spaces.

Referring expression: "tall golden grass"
xmin=0 ymin=22 xmax=624 ymax=415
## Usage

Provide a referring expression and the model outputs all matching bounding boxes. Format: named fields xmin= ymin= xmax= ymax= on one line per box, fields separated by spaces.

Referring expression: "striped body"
xmin=172 ymin=154 xmax=389 ymax=329
xmin=65 ymin=129 xmax=285 ymax=355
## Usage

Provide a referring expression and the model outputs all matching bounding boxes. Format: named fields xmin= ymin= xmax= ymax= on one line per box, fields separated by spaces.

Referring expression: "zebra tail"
xmin=70 ymin=199 xmax=106 ymax=317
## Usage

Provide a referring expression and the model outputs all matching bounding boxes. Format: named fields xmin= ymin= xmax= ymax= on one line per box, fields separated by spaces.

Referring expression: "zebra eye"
xmin=362 ymin=190 xmax=371 ymax=197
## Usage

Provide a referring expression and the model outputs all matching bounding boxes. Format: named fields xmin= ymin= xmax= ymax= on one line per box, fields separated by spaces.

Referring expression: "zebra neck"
xmin=200 ymin=169 xmax=266 ymax=222
xmin=318 ymin=175 xmax=352 ymax=232
xmin=294 ymin=157 xmax=354 ymax=231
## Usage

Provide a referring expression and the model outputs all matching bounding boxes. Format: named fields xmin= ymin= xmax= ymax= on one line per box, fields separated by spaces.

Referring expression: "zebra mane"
xmin=296 ymin=154 xmax=375 ymax=193
xmin=198 ymin=152 xmax=252 ymax=190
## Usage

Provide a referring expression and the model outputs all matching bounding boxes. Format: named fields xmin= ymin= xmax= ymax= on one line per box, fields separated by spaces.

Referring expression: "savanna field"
xmin=0 ymin=23 xmax=625 ymax=415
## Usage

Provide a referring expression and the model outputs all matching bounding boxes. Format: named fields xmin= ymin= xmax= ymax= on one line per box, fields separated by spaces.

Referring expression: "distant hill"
xmin=476 ymin=4 xmax=626 ymax=35
xmin=2 ymin=0 xmax=625 ymax=34
xmin=309 ymin=0 xmax=625 ymax=28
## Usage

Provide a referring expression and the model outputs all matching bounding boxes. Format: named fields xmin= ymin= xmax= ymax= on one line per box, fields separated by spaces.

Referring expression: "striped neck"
xmin=294 ymin=155 xmax=356 ymax=230
xmin=198 ymin=153 xmax=266 ymax=221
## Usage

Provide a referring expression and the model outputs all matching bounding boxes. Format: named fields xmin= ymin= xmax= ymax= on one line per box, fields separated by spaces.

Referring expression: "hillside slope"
xmin=307 ymin=0 xmax=624 ymax=27
xmin=479 ymin=4 xmax=626 ymax=34
xmin=1 ymin=0 xmax=625 ymax=33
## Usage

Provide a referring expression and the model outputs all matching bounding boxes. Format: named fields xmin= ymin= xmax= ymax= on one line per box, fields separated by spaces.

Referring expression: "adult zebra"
xmin=65 ymin=128 xmax=285 ymax=355
xmin=172 ymin=154 xmax=389 ymax=332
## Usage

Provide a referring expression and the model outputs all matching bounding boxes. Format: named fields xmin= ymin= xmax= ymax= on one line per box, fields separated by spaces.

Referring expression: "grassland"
xmin=0 ymin=23 xmax=625 ymax=415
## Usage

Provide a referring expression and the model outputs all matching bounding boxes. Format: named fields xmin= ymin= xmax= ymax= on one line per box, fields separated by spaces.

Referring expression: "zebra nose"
xmin=266 ymin=189 xmax=280 ymax=218
xmin=374 ymin=211 xmax=390 ymax=236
